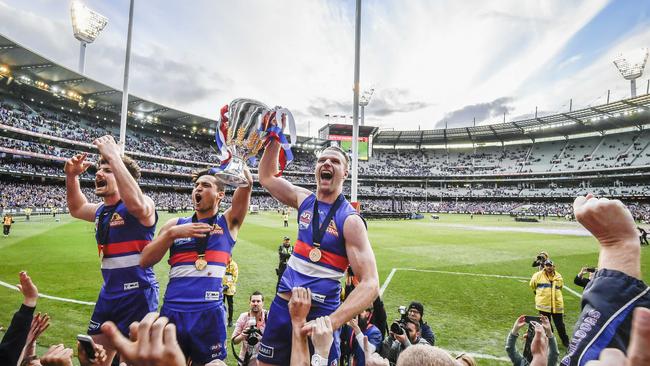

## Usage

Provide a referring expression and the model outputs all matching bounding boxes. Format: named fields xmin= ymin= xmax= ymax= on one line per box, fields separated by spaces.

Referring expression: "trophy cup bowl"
xmin=214 ymin=98 xmax=270 ymax=187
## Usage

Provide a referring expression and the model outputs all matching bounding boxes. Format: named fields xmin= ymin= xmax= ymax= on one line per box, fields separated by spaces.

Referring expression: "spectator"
xmin=17 ymin=312 xmax=50 ymax=366
xmin=506 ymin=315 xmax=559 ymax=365
xmin=232 ymin=291 xmax=268 ymax=366
xmin=223 ymin=257 xmax=239 ymax=327
xmin=340 ymin=308 xmax=383 ymax=366
xmin=395 ymin=345 xmax=468 ymax=366
xmin=288 ymin=287 xmax=333 ymax=366
xmin=406 ymin=302 xmax=435 ymax=346
xmin=529 ymin=259 xmax=570 ymax=347
xmin=0 ymin=271 xmax=38 ymax=366
xmin=3 ymin=212 xmax=14 ymax=237
xmin=380 ymin=318 xmax=429 ymax=365
xmin=573 ymin=266 xmax=596 ymax=288
xmin=639 ymin=227 xmax=649 ymax=246
xmin=101 ymin=312 xmax=190 ymax=366
xmin=561 ymin=194 xmax=650 ymax=365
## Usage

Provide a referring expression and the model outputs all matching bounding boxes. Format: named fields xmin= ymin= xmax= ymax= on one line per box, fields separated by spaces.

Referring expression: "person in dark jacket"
xmin=573 ymin=266 xmax=596 ymax=288
xmin=0 ymin=271 xmax=38 ymax=366
xmin=406 ymin=302 xmax=435 ymax=346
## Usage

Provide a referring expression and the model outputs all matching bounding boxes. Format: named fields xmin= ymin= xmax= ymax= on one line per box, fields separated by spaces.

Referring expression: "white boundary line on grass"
xmin=380 ymin=267 xmax=582 ymax=298
xmin=0 ymin=279 xmax=95 ymax=306
xmin=446 ymin=350 xmax=510 ymax=362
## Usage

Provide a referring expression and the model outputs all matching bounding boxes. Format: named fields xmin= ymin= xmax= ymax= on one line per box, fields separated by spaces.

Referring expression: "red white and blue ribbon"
xmin=211 ymin=104 xmax=232 ymax=173
xmin=259 ymin=106 xmax=296 ymax=175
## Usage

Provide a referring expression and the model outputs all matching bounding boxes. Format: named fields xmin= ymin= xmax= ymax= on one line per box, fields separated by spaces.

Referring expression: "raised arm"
xmin=140 ymin=218 xmax=211 ymax=268
xmin=258 ymin=139 xmax=311 ymax=209
xmin=224 ymin=166 xmax=253 ymax=238
xmin=328 ymin=215 xmax=379 ymax=330
xmin=93 ymin=136 xmax=156 ymax=226
xmin=64 ymin=153 xmax=99 ymax=222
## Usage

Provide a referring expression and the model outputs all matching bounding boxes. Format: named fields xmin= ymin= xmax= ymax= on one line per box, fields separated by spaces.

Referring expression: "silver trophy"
xmin=214 ymin=98 xmax=269 ymax=187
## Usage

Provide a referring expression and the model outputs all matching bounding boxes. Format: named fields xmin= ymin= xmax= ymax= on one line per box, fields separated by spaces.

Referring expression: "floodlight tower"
xmin=359 ymin=88 xmax=374 ymax=126
xmin=70 ymin=0 xmax=108 ymax=74
xmin=613 ymin=47 xmax=649 ymax=98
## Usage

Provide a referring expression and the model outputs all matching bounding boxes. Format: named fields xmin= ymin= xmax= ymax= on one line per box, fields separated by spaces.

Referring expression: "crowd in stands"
xmin=4 ymin=98 xmax=650 ymax=179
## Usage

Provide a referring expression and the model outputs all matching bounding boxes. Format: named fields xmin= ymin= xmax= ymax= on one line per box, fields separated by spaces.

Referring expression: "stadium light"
xmin=613 ymin=47 xmax=649 ymax=98
xmin=359 ymin=88 xmax=374 ymax=127
xmin=70 ymin=0 xmax=108 ymax=74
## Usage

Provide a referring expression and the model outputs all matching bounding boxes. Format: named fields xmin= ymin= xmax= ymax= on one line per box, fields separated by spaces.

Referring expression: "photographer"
xmin=232 ymin=291 xmax=267 ymax=366
xmin=573 ymin=266 xmax=596 ymax=288
xmin=406 ymin=302 xmax=435 ymax=346
xmin=531 ymin=252 xmax=549 ymax=271
xmin=380 ymin=318 xmax=429 ymax=365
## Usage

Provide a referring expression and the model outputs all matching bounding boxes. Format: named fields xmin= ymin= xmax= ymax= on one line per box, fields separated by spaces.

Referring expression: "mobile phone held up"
xmin=522 ymin=319 xmax=541 ymax=362
xmin=77 ymin=334 xmax=96 ymax=361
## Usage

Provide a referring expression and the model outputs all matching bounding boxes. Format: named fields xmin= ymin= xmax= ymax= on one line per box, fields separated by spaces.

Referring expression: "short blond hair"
xmin=396 ymin=346 xmax=457 ymax=366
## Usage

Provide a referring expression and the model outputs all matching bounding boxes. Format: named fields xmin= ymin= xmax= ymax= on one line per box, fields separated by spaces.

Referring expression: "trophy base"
xmin=214 ymin=158 xmax=250 ymax=187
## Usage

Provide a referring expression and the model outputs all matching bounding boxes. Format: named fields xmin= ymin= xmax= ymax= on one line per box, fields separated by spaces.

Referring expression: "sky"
xmin=1 ymin=0 xmax=649 ymax=136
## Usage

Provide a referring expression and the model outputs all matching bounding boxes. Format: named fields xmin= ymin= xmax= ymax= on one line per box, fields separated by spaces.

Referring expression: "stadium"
xmin=1 ymin=1 xmax=650 ymax=366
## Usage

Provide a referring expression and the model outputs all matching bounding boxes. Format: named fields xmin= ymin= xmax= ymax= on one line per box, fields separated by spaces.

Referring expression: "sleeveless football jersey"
xmin=278 ymin=194 xmax=357 ymax=310
xmin=163 ymin=214 xmax=235 ymax=311
xmin=94 ymin=201 xmax=158 ymax=295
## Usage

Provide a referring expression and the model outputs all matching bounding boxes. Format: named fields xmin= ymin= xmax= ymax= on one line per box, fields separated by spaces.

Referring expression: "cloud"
xmin=436 ymin=97 xmax=514 ymax=128
xmin=557 ymin=54 xmax=583 ymax=70
xmin=305 ymin=88 xmax=431 ymax=119
xmin=0 ymin=0 xmax=632 ymax=134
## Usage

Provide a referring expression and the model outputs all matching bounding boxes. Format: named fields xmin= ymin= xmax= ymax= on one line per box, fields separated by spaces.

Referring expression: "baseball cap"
xmin=408 ymin=301 xmax=424 ymax=316
xmin=283 ymin=236 xmax=290 ymax=240
xmin=544 ymin=259 xmax=554 ymax=266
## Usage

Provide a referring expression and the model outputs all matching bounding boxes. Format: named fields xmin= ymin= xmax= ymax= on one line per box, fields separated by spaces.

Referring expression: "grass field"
xmin=1 ymin=211 xmax=648 ymax=365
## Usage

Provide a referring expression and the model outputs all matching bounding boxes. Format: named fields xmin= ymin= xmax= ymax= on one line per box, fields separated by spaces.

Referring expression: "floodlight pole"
xmin=78 ymin=42 xmax=87 ymax=74
xmin=351 ymin=0 xmax=361 ymax=204
xmin=630 ymin=79 xmax=637 ymax=98
xmin=119 ymin=0 xmax=135 ymax=155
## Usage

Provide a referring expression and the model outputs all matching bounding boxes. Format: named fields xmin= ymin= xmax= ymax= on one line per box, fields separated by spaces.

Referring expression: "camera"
xmin=586 ymin=267 xmax=596 ymax=273
xmin=244 ymin=317 xmax=262 ymax=346
xmin=390 ymin=306 xmax=408 ymax=335
xmin=536 ymin=255 xmax=545 ymax=262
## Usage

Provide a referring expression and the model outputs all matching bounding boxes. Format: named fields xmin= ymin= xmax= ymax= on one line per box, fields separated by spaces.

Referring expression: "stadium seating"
xmin=1 ymin=94 xmax=650 ymax=221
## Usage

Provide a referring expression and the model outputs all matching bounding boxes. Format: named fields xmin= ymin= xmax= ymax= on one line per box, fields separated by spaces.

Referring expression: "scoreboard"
xmin=318 ymin=124 xmax=378 ymax=161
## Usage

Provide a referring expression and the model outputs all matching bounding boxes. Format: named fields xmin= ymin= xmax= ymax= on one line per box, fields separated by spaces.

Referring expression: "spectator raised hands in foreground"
xmin=77 ymin=340 xmax=107 ymax=366
xmin=561 ymin=195 xmax=650 ymax=366
xmin=0 ymin=271 xmax=39 ymax=366
xmin=100 ymin=312 xmax=186 ymax=366
xmin=18 ymin=312 xmax=50 ymax=365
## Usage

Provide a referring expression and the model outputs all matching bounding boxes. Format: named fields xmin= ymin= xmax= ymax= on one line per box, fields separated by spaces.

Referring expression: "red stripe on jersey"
xmin=99 ymin=240 xmax=149 ymax=256
xmin=168 ymin=250 xmax=230 ymax=266
xmin=294 ymin=240 xmax=348 ymax=271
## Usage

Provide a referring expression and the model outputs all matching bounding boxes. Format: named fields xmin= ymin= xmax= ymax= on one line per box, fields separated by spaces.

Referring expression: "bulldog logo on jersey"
xmin=299 ymin=211 xmax=312 ymax=230
xmin=210 ymin=224 xmax=224 ymax=235
xmin=326 ymin=220 xmax=338 ymax=237
xmin=109 ymin=212 xmax=125 ymax=227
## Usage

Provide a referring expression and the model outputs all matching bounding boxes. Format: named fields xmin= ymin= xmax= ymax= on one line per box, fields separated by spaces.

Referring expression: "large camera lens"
xmin=247 ymin=335 xmax=259 ymax=346
xmin=390 ymin=321 xmax=404 ymax=335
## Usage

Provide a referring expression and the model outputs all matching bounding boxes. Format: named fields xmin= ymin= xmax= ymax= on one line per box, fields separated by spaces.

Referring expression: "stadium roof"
xmin=318 ymin=123 xmax=379 ymax=138
xmin=0 ymin=33 xmax=214 ymax=131
xmin=375 ymin=94 xmax=650 ymax=146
